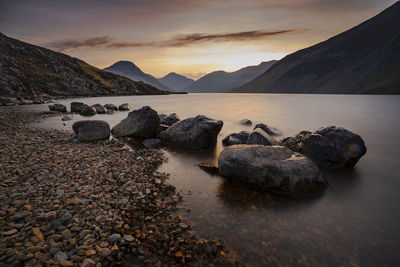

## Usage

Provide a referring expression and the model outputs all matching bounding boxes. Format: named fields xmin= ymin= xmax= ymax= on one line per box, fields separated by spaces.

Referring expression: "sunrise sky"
xmin=0 ymin=0 xmax=397 ymax=79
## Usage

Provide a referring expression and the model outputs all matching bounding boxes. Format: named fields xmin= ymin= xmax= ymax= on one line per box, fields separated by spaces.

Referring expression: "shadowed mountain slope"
xmin=159 ymin=72 xmax=194 ymax=91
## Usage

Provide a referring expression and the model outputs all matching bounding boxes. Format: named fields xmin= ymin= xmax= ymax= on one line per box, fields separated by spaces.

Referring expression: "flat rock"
xmin=72 ymin=120 xmax=110 ymax=142
xmin=218 ymin=145 xmax=328 ymax=195
xmin=49 ymin=104 xmax=67 ymax=113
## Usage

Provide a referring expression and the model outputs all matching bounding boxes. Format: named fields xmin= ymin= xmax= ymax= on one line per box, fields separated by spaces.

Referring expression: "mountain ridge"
xmin=234 ymin=2 xmax=400 ymax=94
xmin=104 ymin=61 xmax=172 ymax=91
xmin=0 ymin=33 xmax=168 ymax=98
xmin=159 ymin=72 xmax=194 ymax=91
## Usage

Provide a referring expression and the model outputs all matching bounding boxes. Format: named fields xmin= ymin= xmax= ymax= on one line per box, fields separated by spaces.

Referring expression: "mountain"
xmin=159 ymin=72 xmax=194 ymax=91
xmin=234 ymin=2 xmax=400 ymax=94
xmin=103 ymin=61 xmax=172 ymax=91
xmin=183 ymin=61 xmax=276 ymax=93
xmin=0 ymin=33 xmax=168 ymax=99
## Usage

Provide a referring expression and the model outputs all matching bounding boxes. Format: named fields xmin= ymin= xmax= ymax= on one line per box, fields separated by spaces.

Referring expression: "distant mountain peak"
xmin=159 ymin=72 xmax=194 ymax=91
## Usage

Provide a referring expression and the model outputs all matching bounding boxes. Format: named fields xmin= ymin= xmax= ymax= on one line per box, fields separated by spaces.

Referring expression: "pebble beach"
xmin=0 ymin=109 xmax=236 ymax=266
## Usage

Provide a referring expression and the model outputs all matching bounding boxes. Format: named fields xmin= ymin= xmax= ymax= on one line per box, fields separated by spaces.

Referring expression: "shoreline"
xmin=0 ymin=109 xmax=236 ymax=266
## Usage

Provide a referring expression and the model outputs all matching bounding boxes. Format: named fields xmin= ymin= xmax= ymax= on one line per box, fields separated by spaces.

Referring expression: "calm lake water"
xmin=25 ymin=93 xmax=400 ymax=266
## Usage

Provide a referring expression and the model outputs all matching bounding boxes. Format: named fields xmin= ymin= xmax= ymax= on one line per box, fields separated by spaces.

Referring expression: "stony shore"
xmin=0 ymin=109 xmax=236 ymax=266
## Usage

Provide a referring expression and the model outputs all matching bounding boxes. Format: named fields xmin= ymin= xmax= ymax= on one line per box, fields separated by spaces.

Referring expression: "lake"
xmin=26 ymin=93 xmax=400 ymax=266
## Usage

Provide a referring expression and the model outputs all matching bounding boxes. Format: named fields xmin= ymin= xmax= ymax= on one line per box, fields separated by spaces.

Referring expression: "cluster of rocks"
xmin=47 ymin=102 xmax=131 ymax=116
xmin=216 ymin=122 xmax=367 ymax=196
xmin=0 ymin=96 xmax=53 ymax=106
xmin=0 ymin=111 xmax=237 ymax=266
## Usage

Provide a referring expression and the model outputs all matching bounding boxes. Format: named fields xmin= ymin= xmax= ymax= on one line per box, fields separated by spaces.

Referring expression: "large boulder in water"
xmin=72 ymin=120 xmax=110 ymax=142
xmin=280 ymin=126 xmax=367 ymax=169
xmin=80 ymin=106 xmax=96 ymax=116
xmin=104 ymin=104 xmax=118 ymax=111
xmin=218 ymin=145 xmax=328 ymax=195
xmin=222 ymin=131 xmax=250 ymax=146
xmin=48 ymin=104 xmax=66 ymax=113
xmin=254 ymin=123 xmax=282 ymax=136
xmin=246 ymin=128 xmax=279 ymax=146
xmin=159 ymin=115 xmax=223 ymax=150
xmin=91 ymin=104 xmax=107 ymax=114
xmin=71 ymin=102 xmax=88 ymax=113
xmin=111 ymin=106 xmax=160 ymax=138
xmin=159 ymin=113 xmax=181 ymax=126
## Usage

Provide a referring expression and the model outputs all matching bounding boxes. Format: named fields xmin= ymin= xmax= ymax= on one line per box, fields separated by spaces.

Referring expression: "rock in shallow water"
xmin=70 ymin=102 xmax=88 ymax=113
xmin=91 ymin=103 xmax=107 ymax=114
xmin=118 ymin=103 xmax=131 ymax=111
xmin=218 ymin=145 xmax=328 ymax=195
xmin=280 ymin=126 xmax=367 ymax=169
xmin=254 ymin=123 xmax=282 ymax=136
xmin=143 ymin=138 xmax=162 ymax=149
xmin=80 ymin=106 xmax=96 ymax=116
xmin=72 ymin=120 xmax=110 ymax=142
xmin=159 ymin=115 xmax=223 ymax=150
xmin=239 ymin=119 xmax=252 ymax=125
xmin=49 ymin=104 xmax=66 ymax=113
xmin=222 ymin=131 xmax=250 ymax=146
xmin=111 ymin=106 xmax=160 ymax=138
xmin=246 ymin=128 xmax=278 ymax=146
xmin=159 ymin=113 xmax=181 ymax=126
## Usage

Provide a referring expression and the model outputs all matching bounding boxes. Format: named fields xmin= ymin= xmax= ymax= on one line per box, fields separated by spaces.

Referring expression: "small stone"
xmin=2 ymin=229 xmax=17 ymax=236
xmin=123 ymin=234 xmax=134 ymax=242
xmin=53 ymin=251 xmax=68 ymax=262
xmin=32 ymin=227 xmax=44 ymax=241
xmin=81 ymin=258 xmax=96 ymax=267
xmin=10 ymin=211 xmax=29 ymax=221
xmin=108 ymin=233 xmax=121 ymax=243
xmin=59 ymin=259 xmax=74 ymax=267
xmin=101 ymin=248 xmax=111 ymax=258
xmin=85 ymin=249 xmax=96 ymax=257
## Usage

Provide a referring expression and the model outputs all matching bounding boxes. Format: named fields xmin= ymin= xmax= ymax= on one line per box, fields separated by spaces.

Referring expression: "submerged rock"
xmin=239 ymin=119 xmax=252 ymax=125
xmin=104 ymin=103 xmax=118 ymax=111
xmin=254 ymin=123 xmax=283 ymax=136
xmin=80 ymin=106 xmax=96 ymax=116
xmin=49 ymin=104 xmax=67 ymax=113
xmin=159 ymin=115 xmax=223 ymax=150
xmin=118 ymin=103 xmax=131 ymax=111
xmin=280 ymin=126 xmax=367 ymax=169
xmin=218 ymin=145 xmax=328 ymax=195
xmin=222 ymin=131 xmax=250 ymax=146
xmin=111 ymin=106 xmax=160 ymax=138
xmin=159 ymin=113 xmax=181 ymax=126
xmin=246 ymin=128 xmax=278 ymax=146
xmin=71 ymin=102 xmax=88 ymax=113
xmin=91 ymin=104 xmax=107 ymax=114
xmin=72 ymin=120 xmax=110 ymax=142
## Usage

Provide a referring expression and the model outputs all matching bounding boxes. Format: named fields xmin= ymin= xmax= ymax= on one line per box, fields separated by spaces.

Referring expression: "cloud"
xmin=45 ymin=29 xmax=306 ymax=51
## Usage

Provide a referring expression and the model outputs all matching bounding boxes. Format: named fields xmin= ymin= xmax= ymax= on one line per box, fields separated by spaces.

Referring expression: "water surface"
xmin=24 ymin=93 xmax=400 ymax=266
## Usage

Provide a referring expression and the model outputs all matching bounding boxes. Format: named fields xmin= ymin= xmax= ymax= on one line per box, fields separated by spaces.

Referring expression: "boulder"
xmin=80 ymin=106 xmax=96 ymax=116
xmin=104 ymin=104 xmax=118 ymax=111
xmin=239 ymin=119 xmax=252 ymax=125
xmin=159 ymin=115 xmax=223 ymax=150
xmin=143 ymin=139 xmax=162 ymax=149
xmin=280 ymin=126 xmax=367 ymax=169
xmin=91 ymin=104 xmax=107 ymax=114
xmin=119 ymin=103 xmax=131 ymax=111
xmin=247 ymin=128 xmax=279 ymax=146
xmin=218 ymin=145 xmax=328 ymax=195
xmin=159 ymin=113 xmax=181 ymax=126
xmin=48 ymin=104 xmax=67 ymax=113
xmin=70 ymin=102 xmax=88 ymax=113
xmin=62 ymin=116 xmax=72 ymax=121
xmin=222 ymin=131 xmax=250 ymax=146
xmin=254 ymin=123 xmax=283 ymax=136
xmin=72 ymin=120 xmax=110 ymax=142
xmin=111 ymin=106 xmax=160 ymax=138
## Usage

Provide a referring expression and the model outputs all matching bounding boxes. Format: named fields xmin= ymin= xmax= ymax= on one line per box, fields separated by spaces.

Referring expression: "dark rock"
xmin=118 ymin=103 xmax=131 ymax=111
xmin=280 ymin=126 xmax=367 ymax=169
xmin=61 ymin=116 xmax=72 ymax=121
xmin=33 ymin=99 xmax=45 ymax=104
xmin=111 ymin=106 xmax=160 ymax=138
xmin=70 ymin=102 xmax=88 ymax=113
xmin=106 ymin=109 xmax=115 ymax=114
xmin=159 ymin=113 xmax=181 ymax=126
xmin=108 ymin=234 xmax=121 ymax=243
xmin=159 ymin=124 xmax=170 ymax=131
xmin=247 ymin=128 xmax=279 ymax=146
xmin=91 ymin=104 xmax=107 ymax=114
xmin=159 ymin=115 xmax=223 ymax=150
xmin=104 ymin=104 xmax=118 ymax=111
xmin=254 ymin=123 xmax=283 ymax=136
xmin=222 ymin=131 xmax=250 ymax=146
xmin=72 ymin=120 xmax=110 ymax=142
xmin=49 ymin=104 xmax=67 ymax=113
xmin=80 ymin=106 xmax=96 ymax=116
xmin=143 ymin=139 xmax=162 ymax=149
xmin=239 ymin=119 xmax=252 ymax=125
xmin=10 ymin=211 xmax=29 ymax=221
xmin=198 ymin=163 xmax=219 ymax=175
xmin=53 ymin=251 xmax=68 ymax=262
xmin=218 ymin=145 xmax=328 ymax=195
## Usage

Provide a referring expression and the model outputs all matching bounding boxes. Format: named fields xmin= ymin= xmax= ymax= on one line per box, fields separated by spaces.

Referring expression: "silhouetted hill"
xmin=0 ymin=33 xmax=168 ymax=98
xmin=234 ymin=2 xmax=400 ymax=94
xmin=104 ymin=61 xmax=172 ymax=91
xmin=183 ymin=61 xmax=277 ymax=93
xmin=159 ymin=72 xmax=194 ymax=91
